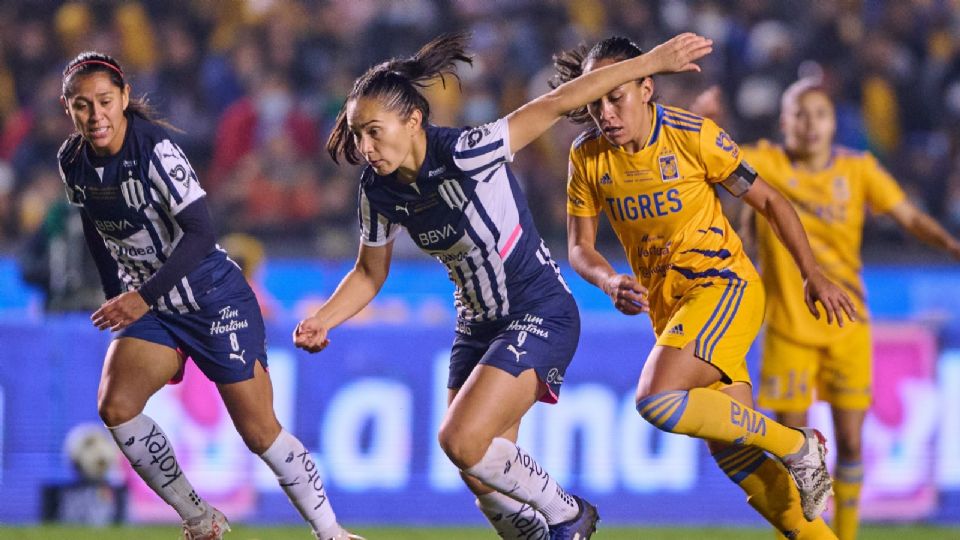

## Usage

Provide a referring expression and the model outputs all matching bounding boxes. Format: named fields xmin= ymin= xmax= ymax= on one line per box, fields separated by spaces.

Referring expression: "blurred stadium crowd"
xmin=2 ymin=0 xmax=960 ymax=262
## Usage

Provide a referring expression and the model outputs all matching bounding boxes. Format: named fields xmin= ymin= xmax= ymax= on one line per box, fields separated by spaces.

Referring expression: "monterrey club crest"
xmin=121 ymin=170 xmax=147 ymax=211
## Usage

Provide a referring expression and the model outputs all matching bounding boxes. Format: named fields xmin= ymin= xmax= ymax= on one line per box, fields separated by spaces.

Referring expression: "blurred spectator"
xmin=220 ymin=232 xmax=280 ymax=320
xmin=0 ymin=0 xmax=957 ymax=259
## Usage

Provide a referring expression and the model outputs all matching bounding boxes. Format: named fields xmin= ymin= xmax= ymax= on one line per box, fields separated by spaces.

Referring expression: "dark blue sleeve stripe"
xmin=664 ymin=108 xmax=704 ymax=122
xmin=367 ymin=208 xmax=380 ymax=242
xmin=454 ymin=138 xmax=504 ymax=159
xmin=663 ymin=114 xmax=703 ymax=128
xmin=648 ymin=105 xmax=664 ymax=145
xmin=661 ymin=120 xmax=701 ymax=132
xmin=462 ymin=156 xmax=506 ymax=177
xmin=150 ymin=155 xmax=185 ymax=205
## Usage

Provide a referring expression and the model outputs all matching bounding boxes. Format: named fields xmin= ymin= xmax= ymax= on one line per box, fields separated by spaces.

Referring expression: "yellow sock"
xmin=833 ymin=460 xmax=863 ymax=540
xmin=711 ymin=445 xmax=837 ymax=540
xmin=637 ymin=389 xmax=805 ymax=457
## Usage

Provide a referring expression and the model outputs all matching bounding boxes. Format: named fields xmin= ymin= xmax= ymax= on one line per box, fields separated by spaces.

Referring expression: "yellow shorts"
xmin=656 ymin=279 xmax=765 ymax=387
xmin=757 ymin=324 xmax=872 ymax=412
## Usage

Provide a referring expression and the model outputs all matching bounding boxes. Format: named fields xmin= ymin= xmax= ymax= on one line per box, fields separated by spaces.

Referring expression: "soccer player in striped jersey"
xmin=293 ymin=32 xmax=714 ymax=540
xmin=555 ymin=37 xmax=856 ymax=538
xmin=699 ymin=78 xmax=960 ymax=540
xmin=59 ymin=52 xmax=361 ymax=540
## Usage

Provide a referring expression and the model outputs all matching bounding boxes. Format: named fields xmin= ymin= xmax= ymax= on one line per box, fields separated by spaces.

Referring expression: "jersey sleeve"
xmin=147 ymin=138 xmax=207 ymax=215
xmin=862 ymin=152 xmax=906 ymax=214
xmin=358 ymin=184 xmax=401 ymax=246
xmin=57 ymin=137 xmax=85 ymax=207
xmin=60 ymin=170 xmax=84 ymax=206
xmin=451 ymin=118 xmax=515 ymax=182
xmin=699 ymin=117 xmax=744 ymax=184
xmin=566 ymin=144 xmax=601 ymax=217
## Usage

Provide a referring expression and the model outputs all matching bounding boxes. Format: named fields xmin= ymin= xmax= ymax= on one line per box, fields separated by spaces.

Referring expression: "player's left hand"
xmin=803 ymin=270 xmax=857 ymax=327
xmin=603 ymin=273 xmax=649 ymax=316
xmin=91 ymin=291 xmax=150 ymax=332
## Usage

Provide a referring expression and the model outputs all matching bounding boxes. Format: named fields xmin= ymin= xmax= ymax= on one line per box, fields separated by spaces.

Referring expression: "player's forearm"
xmin=903 ymin=211 xmax=960 ymax=253
xmin=311 ymin=268 xmax=384 ymax=329
xmin=758 ymin=196 xmax=821 ymax=279
xmin=507 ymin=54 xmax=660 ymax=153
xmin=548 ymin=55 xmax=658 ymax=117
xmin=569 ymin=244 xmax=620 ymax=292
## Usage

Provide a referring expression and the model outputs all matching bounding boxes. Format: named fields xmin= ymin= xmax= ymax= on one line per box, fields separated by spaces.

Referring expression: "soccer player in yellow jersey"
xmin=728 ymin=78 xmax=960 ymax=540
xmin=554 ymin=37 xmax=857 ymax=539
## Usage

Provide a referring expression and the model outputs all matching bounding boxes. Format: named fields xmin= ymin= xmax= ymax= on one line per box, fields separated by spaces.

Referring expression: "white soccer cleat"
xmin=182 ymin=505 xmax=231 ymax=540
xmin=314 ymin=527 xmax=366 ymax=540
xmin=781 ymin=427 xmax=833 ymax=521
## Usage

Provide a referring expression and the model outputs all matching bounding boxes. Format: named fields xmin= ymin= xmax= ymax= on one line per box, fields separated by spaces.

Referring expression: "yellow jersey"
xmin=567 ymin=103 xmax=760 ymax=335
xmin=745 ymin=140 xmax=906 ymax=345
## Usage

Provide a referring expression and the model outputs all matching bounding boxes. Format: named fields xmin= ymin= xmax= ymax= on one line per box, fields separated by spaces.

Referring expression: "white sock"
xmin=465 ymin=438 xmax=579 ymax=525
xmin=476 ymin=491 xmax=549 ymax=539
xmin=260 ymin=429 xmax=341 ymax=538
xmin=108 ymin=414 xmax=206 ymax=520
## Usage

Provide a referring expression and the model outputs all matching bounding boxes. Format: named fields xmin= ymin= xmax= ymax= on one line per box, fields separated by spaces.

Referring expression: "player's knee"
xmin=237 ymin=421 xmax=282 ymax=455
xmin=635 ymin=389 xmax=689 ymax=430
xmin=97 ymin=396 xmax=143 ymax=427
xmin=438 ymin=422 xmax=488 ymax=469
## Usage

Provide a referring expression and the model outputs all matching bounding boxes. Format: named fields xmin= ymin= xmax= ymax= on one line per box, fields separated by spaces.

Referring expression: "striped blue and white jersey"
xmin=358 ymin=118 xmax=571 ymax=324
xmin=58 ymin=113 xmax=235 ymax=314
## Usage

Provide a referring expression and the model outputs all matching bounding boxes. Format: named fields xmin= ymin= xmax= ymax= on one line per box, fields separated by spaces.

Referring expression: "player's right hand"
xmin=293 ymin=316 xmax=331 ymax=353
xmin=603 ymin=274 xmax=649 ymax=315
xmin=646 ymin=33 xmax=713 ymax=75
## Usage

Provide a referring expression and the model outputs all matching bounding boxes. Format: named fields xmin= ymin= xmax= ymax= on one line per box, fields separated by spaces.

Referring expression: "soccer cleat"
xmin=548 ymin=495 xmax=599 ymax=540
xmin=313 ymin=528 xmax=366 ymax=540
xmin=781 ymin=427 xmax=833 ymax=521
xmin=182 ymin=506 xmax=230 ymax=540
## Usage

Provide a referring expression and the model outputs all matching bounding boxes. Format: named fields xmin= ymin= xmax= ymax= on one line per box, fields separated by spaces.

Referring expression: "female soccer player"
xmin=293 ymin=31 xmax=713 ymax=540
xmin=697 ymin=78 xmax=960 ymax=540
xmin=555 ymin=37 xmax=856 ymax=538
xmin=58 ymin=52 xmax=361 ymax=540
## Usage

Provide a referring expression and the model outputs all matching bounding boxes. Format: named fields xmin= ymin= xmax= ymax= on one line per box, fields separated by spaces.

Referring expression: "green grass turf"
xmin=0 ymin=525 xmax=958 ymax=540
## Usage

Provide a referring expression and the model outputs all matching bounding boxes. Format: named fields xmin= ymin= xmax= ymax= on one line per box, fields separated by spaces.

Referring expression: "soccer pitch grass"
xmin=1 ymin=525 xmax=958 ymax=540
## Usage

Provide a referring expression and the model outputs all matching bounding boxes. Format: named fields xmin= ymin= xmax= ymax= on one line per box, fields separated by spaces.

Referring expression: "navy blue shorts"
xmin=448 ymin=292 xmax=580 ymax=403
xmin=119 ymin=270 xmax=267 ymax=384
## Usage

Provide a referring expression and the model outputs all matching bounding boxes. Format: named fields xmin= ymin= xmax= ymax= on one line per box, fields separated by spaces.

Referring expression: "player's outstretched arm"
xmin=742 ymin=177 xmax=857 ymax=326
xmin=505 ymin=33 xmax=713 ymax=155
xmin=886 ymin=200 xmax=960 ymax=260
xmin=294 ymin=242 xmax=393 ymax=353
xmin=568 ymin=214 xmax=648 ymax=315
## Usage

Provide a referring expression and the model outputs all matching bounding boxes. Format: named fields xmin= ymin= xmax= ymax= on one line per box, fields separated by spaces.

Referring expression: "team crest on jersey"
xmin=832 ymin=176 xmax=850 ymax=202
xmin=599 ymin=172 xmax=612 ymax=185
xmin=658 ymin=153 xmax=680 ymax=182
xmin=121 ymin=172 xmax=147 ymax=211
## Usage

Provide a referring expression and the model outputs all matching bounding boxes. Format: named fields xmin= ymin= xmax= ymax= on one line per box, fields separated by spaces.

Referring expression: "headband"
xmin=66 ymin=60 xmax=124 ymax=79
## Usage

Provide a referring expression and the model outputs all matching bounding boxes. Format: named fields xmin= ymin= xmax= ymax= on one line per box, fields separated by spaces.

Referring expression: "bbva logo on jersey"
xmin=658 ymin=153 xmax=680 ymax=182
xmin=121 ymin=172 xmax=147 ymax=211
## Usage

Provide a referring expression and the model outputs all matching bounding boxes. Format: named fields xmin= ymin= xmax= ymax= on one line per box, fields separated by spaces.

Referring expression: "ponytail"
xmin=327 ymin=32 xmax=473 ymax=165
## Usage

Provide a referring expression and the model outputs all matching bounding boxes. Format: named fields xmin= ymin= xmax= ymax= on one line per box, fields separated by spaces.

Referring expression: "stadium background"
xmin=1 ymin=0 xmax=960 ymax=535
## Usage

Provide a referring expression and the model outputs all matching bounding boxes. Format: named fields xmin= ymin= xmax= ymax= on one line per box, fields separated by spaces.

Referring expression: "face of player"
xmin=781 ymin=90 xmax=836 ymax=158
xmin=347 ymin=96 xmax=424 ymax=179
xmin=583 ymin=57 xmax=654 ymax=153
xmin=62 ymin=72 xmax=130 ymax=156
